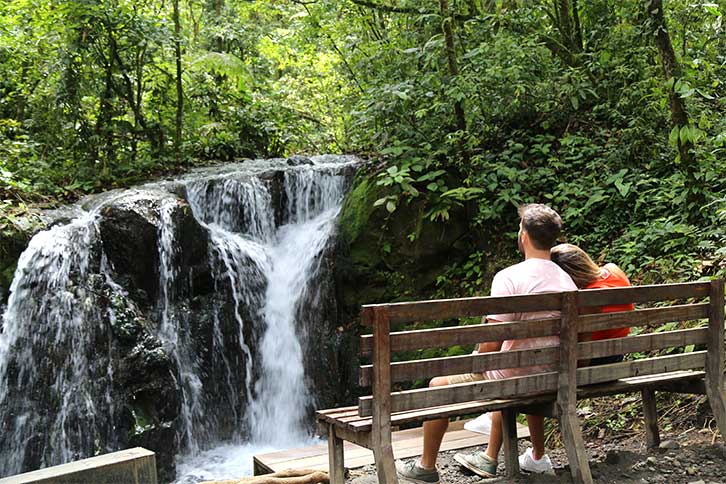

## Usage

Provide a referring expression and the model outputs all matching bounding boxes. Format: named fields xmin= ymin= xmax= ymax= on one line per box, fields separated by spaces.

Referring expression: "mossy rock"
xmin=335 ymin=167 xmax=477 ymax=320
xmin=0 ymin=223 xmax=34 ymax=303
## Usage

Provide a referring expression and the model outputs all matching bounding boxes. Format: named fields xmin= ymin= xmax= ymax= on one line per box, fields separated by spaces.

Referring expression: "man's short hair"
xmin=517 ymin=204 xmax=562 ymax=250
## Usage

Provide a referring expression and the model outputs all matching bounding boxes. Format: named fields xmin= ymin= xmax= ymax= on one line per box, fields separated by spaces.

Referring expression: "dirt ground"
xmin=348 ymin=422 xmax=726 ymax=483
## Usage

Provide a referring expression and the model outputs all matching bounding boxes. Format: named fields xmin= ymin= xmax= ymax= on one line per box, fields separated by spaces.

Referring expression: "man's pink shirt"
xmin=485 ymin=257 xmax=577 ymax=379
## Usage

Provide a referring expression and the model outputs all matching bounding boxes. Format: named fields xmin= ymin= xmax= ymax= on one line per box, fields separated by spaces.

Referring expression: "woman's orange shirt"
xmin=586 ymin=265 xmax=634 ymax=340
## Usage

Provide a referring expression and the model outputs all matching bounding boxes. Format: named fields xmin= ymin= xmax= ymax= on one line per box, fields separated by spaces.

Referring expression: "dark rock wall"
xmin=332 ymin=166 xmax=481 ymax=403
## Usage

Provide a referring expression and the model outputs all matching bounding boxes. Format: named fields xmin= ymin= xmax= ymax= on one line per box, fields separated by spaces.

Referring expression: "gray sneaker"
xmin=453 ymin=450 xmax=498 ymax=478
xmin=395 ymin=459 xmax=440 ymax=484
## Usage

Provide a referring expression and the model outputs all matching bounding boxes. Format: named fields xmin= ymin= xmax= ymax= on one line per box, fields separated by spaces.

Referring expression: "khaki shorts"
xmin=445 ymin=372 xmax=487 ymax=384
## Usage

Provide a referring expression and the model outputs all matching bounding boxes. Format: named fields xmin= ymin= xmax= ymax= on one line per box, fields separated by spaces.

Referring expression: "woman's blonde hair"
xmin=550 ymin=243 xmax=602 ymax=289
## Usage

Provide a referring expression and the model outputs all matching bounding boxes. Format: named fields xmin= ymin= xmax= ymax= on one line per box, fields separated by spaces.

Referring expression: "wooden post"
xmin=557 ymin=291 xmax=593 ymax=484
xmin=328 ymin=424 xmax=345 ymax=484
xmin=641 ymin=389 xmax=660 ymax=448
xmin=705 ymin=279 xmax=726 ymax=439
xmin=368 ymin=306 xmax=399 ymax=483
xmin=501 ymin=409 xmax=520 ymax=477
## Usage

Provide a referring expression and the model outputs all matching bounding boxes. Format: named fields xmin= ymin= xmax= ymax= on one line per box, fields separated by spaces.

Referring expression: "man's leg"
xmin=419 ymin=376 xmax=450 ymax=469
xmin=526 ymin=414 xmax=546 ymax=459
xmin=453 ymin=410 xmax=501 ymax=477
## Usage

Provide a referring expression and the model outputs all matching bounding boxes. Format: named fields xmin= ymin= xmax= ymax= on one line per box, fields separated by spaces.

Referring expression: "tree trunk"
xmin=96 ymin=31 xmax=115 ymax=168
xmin=439 ymin=0 xmax=469 ymax=164
xmin=648 ymin=0 xmax=693 ymax=166
xmin=646 ymin=0 xmax=700 ymax=211
xmin=173 ymin=0 xmax=183 ymax=163
xmin=572 ymin=0 xmax=583 ymax=51
xmin=557 ymin=0 xmax=574 ymax=50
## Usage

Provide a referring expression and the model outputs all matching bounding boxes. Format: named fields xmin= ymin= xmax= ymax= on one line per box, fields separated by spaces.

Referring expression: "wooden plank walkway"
xmin=253 ymin=418 xmax=530 ymax=475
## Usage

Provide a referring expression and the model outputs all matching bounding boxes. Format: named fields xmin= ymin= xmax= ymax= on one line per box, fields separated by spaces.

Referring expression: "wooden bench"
xmin=315 ymin=280 xmax=726 ymax=484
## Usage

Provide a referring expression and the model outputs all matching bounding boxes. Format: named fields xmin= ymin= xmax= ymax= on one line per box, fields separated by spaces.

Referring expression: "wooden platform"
xmin=253 ymin=418 xmax=530 ymax=475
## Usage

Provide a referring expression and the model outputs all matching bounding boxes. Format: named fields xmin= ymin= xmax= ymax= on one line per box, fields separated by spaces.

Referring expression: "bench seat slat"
xmin=362 ymin=292 xmax=563 ymax=325
xmin=318 ymin=370 xmax=706 ymax=434
xmin=358 ymin=351 xmax=707 ymax=416
xmin=359 ymin=327 xmax=707 ymax=386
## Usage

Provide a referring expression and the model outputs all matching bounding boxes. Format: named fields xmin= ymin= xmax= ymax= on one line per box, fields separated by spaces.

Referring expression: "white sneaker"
xmin=464 ymin=413 xmax=492 ymax=434
xmin=518 ymin=447 xmax=555 ymax=475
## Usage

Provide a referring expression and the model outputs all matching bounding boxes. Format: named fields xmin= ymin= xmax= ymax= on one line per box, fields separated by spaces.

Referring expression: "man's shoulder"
xmin=493 ymin=260 xmax=530 ymax=279
xmin=493 ymin=259 xmax=577 ymax=291
xmin=494 ymin=259 xmax=547 ymax=279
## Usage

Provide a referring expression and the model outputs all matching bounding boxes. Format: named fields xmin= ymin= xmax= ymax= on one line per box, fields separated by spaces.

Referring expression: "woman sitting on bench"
xmin=551 ymin=243 xmax=634 ymax=365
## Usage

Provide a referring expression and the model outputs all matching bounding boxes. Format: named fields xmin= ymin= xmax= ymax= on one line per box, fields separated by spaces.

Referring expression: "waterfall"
xmin=0 ymin=213 xmax=117 ymax=475
xmin=247 ymin=170 xmax=345 ymax=446
xmin=184 ymin=165 xmax=347 ymax=446
xmin=0 ymin=156 xmax=357 ymax=481
xmin=156 ymin=198 xmax=207 ymax=455
xmin=175 ymin=162 xmax=351 ymax=481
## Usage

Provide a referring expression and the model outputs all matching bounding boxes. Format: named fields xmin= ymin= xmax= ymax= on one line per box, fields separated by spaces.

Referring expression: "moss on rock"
xmin=0 ymin=219 xmax=38 ymax=303
xmin=335 ymin=166 xmax=478 ymax=323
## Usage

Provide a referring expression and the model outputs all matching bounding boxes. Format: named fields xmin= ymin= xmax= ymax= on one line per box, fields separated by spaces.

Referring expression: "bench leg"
xmin=705 ymin=383 xmax=726 ymax=441
xmin=328 ymin=424 xmax=345 ymax=484
xmin=501 ymin=409 xmax=520 ymax=478
xmin=372 ymin=442 xmax=397 ymax=484
xmin=559 ymin=409 xmax=593 ymax=484
xmin=706 ymin=279 xmax=726 ymax=440
xmin=641 ymin=389 xmax=660 ymax=448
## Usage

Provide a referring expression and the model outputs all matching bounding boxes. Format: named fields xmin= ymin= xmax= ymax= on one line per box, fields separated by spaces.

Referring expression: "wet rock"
xmin=107 ymin=288 xmax=180 ymax=477
xmin=335 ymin=168 xmax=476 ymax=314
xmin=0 ymin=213 xmax=43 ymax=304
xmin=99 ymin=191 xmax=167 ymax=306
xmin=287 ymin=155 xmax=314 ymax=166
xmin=99 ymin=190 xmax=211 ymax=310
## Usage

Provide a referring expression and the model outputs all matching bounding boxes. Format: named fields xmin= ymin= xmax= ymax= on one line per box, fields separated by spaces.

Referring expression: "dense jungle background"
xmin=1 ymin=0 xmax=725 ymax=294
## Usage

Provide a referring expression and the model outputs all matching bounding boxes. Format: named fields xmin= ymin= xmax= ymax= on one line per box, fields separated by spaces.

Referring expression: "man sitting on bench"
xmin=396 ymin=203 xmax=577 ymax=483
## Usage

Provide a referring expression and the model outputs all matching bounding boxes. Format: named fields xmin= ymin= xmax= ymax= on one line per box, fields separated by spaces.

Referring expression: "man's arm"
xmin=476 ymin=316 xmax=504 ymax=353
xmin=475 ymin=271 xmax=512 ymax=353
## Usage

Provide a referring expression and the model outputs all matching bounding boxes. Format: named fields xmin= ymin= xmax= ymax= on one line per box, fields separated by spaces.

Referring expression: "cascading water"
xmin=175 ymin=162 xmax=350 ymax=482
xmin=0 ymin=155 xmax=358 ymax=481
xmin=248 ymin=170 xmax=346 ymax=445
xmin=0 ymin=213 xmax=118 ymax=475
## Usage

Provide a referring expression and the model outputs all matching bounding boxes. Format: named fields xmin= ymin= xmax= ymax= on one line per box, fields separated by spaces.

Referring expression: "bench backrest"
xmin=357 ymin=280 xmax=724 ymax=418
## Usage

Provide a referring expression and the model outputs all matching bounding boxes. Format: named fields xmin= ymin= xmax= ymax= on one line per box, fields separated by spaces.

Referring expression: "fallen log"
xmin=201 ymin=469 xmax=329 ymax=484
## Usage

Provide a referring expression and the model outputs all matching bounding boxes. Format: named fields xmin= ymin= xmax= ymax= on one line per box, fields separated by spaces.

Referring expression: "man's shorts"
xmin=445 ymin=372 xmax=487 ymax=385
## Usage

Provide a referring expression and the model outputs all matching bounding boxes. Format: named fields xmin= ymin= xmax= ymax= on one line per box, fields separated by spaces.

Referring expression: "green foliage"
xmin=1 ymin=0 xmax=725 ymax=292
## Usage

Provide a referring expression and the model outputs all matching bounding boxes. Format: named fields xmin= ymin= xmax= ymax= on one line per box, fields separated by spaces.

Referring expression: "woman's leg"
xmin=527 ymin=414 xmax=546 ymax=459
